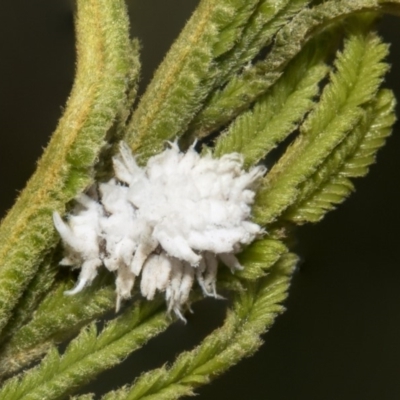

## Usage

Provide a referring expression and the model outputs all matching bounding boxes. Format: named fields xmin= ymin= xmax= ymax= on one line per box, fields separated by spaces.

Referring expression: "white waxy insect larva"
xmin=54 ymin=141 xmax=265 ymax=320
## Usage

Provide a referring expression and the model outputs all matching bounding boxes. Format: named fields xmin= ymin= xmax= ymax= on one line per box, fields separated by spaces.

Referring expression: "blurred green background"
xmin=0 ymin=1 xmax=400 ymax=399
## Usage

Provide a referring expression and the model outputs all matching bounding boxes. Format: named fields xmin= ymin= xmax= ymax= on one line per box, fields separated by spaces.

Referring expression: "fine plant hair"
xmin=0 ymin=0 xmax=399 ymax=399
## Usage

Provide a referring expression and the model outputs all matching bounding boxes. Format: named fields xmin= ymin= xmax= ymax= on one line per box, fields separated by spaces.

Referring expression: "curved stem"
xmin=0 ymin=0 xmax=135 ymax=335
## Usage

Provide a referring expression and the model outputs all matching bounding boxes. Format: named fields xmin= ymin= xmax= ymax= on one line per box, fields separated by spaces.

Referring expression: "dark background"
xmin=1 ymin=1 xmax=400 ymax=399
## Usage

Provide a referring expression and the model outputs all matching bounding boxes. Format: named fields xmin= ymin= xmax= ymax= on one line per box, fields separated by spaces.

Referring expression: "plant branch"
xmin=0 ymin=0 xmax=137 ymax=336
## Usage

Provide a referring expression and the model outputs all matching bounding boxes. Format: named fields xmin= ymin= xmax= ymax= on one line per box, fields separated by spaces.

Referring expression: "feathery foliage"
xmin=0 ymin=276 xmax=116 ymax=378
xmin=100 ymin=254 xmax=296 ymax=400
xmin=254 ymin=21 xmax=390 ymax=225
xmin=0 ymin=300 xmax=168 ymax=400
xmin=213 ymin=34 xmax=331 ymax=166
xmin=236 ymin=238 xmax=288 ymax=280
xmin=285 ymin=89 xmax=396 ymax=223
xmin=0 ymin=0 xmax=399 ymax=398
xmin=213 ymin=0 xmax=310 ymax=87
xmin=184 ymin=0 xmax=310 ymax=141
xmin=189 ymin=0 xmax=400 ymax=138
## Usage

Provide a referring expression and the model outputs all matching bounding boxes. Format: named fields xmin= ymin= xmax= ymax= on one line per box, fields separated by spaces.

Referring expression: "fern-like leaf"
xmin=236 ymin=238 xmax=288 ymax=280
xmin=100 ymin=254 xmax=297 ymax=400
xmin=189 ymin=0 xmax=400 ymax=138
xmin=213 ymin=34 xmax=331 ymax=167
xmin=0 ymin=277 xmax=116 ymax=378
xmin=212 ymin=0 xmax=310 ymax=88
xmin=254 ymin=21 xmax=390 ymax=226
xmin=0 ymin=301 xmax=168 ymax=400
xmin=284 ymin=89 xmax=396 ymax=223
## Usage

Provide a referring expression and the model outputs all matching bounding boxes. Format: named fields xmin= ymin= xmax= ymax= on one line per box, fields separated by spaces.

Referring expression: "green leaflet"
xmin=253 ymin=23 xmax=389 ymax=226
xmin=213 ymin=0 xmax=309 ymax=87
xmin=212 ymin=1 xmax=262 ymax=58
xmin=0 ymin=300 xmax=168 ymax=400
xmin=126 ymin=0 xmax=261 ymax=163
xmin=186 ymin=0 xmax=310 ymax=141
xmin=0 ymin=0 xmax=138 ymax=336
xmin=236 ymin=238 xmax=288 ymax=280
xmin=189 ymin=0 xmax=400 ymax=138
xmin=0 ymin=276 xmax=116 ymax=378
xmin=0 ymin=251 xmax=58 ymax=349
xmin=100 ymin=254 xmax=297 ymax=400
xmin=213 ymin=34 xmax=331 ymax=167
xmin=284 ymin=89 xmax=396 ymax=223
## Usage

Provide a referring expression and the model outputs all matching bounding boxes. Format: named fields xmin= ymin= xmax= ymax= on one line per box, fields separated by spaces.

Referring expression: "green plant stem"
xmin=0 ymin=0 xmax=136 ymax=336
xmin=126 ymin=0 xmax=262 ymax=162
